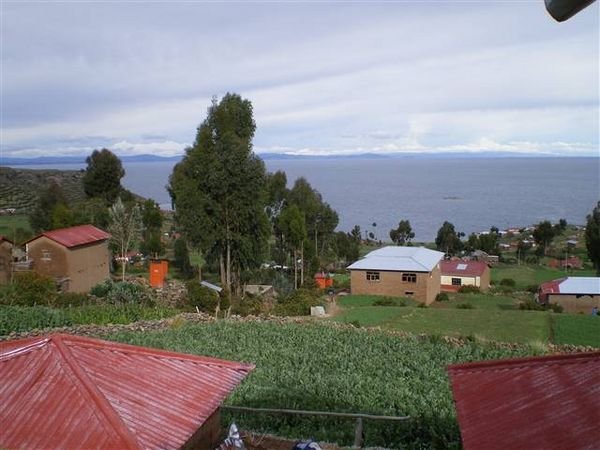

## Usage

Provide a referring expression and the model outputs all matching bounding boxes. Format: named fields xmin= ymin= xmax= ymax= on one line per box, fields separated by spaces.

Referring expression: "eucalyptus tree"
xmin=168 ymin=94 xmax=269 ymax=294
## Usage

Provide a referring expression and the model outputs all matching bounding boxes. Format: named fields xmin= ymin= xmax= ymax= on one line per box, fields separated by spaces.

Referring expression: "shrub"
xmin=5 ymin=272 xmax=57 ymax=306
xmin=185 ymin=281 xmax=219 ymax=313
xmin=106 ymin=282 xmax=153 ymax=306
xmin=90 ymin=279 xmax=114 ymax=298
xmin=549 ymin=303 xmax=564 ymax=313
xmin=519 ymin=298 xmax=545 ymax=311
xmin=436 ymin=293 xmax=449 ymax=302
xmin=525 ymin=284 xmax=539 ymax=294
xmin=373 ymin=297 xmax=406 ymax=307
xmin=349 ymin=320 xmax=361 ymax=328
xmin=458 ymin=285 xmax=480 ymax=294
xmin=500 ymin=278 xmax=516 ymax=287
xmin=273 ymin=288 xmax=321 ymax=316
xmin=456 ymin=303 xmax=475 ymax=309
xmin=232 ymin=295 xmax=265 ymax=316
xmin=51 ymin=292 xmax=89 ymax=308
xmin=333 ymin=277 xmax=351 ymax=290
xmin=417 ymin=302 xmax=428 ymax=308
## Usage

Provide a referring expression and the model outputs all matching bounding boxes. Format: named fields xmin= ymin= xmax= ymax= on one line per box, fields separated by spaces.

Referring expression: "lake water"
xmin=8 ymin=157 xmax=600 ymax=241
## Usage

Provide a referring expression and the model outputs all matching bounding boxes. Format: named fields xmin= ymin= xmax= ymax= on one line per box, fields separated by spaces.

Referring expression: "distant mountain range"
xmin=0 ymin=152 xmax=594 ymax=166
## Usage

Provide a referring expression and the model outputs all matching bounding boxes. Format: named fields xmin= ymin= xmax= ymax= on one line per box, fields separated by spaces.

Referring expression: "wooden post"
xmin=353 ymin=417 xmax=363 ymax=448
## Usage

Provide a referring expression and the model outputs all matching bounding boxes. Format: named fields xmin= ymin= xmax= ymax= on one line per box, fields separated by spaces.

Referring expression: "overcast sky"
xmin=1 ymin=1 xmax=598 ymax=158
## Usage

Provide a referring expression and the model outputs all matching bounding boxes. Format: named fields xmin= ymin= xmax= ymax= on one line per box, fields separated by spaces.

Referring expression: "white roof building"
xmin=347 ymin=246 xmax=445 ymax=272
xmin=558 ymin=277 xmax=600 ymax=295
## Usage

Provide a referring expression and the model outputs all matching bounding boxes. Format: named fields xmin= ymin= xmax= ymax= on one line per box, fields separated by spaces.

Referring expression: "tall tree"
xmin=168 ymin=93 xmax=269 ymax=294
xmin=278 ymin=205 xmax=307 ymax=289
xmin=435 ymin=221 xmax=463 ymax=255
xmin=108 ymin=197 xmax=142 ymax=281
xmin=389 ymin=220 xmax=415 ymax=245
xmin=140 ymin=199 xmax=164 ymax=258
xmin=83 ymin=149 xmax=125 ymax=203
xmin=585 ymin=201 xmax=600 ymax=275
xmin=29 ymin=181 xmax=68 ymax=233
xmin=533 ymin=220 xmax=556 ymax=255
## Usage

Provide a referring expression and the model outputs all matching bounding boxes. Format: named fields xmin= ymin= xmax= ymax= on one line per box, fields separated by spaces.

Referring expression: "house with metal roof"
xmin=0 ymin=333 xmax=254 ymax=450
xmin=538 ymin=276 xmax=600 ymax=313
xmin=440 ymin=260 xmax=490 ymax=292
xmin=25 ymin=224 xmax=111 ymax=292
xmin=347 ymin=246 xmax=444 ymax=304
xmin=447 ymin=351 xmax=600 ymax=450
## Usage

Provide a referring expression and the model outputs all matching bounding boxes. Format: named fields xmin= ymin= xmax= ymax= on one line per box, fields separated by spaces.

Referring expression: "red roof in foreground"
xmin=440 ymin=260 xmax=488 ymax=277
xmin=1 ymin=334 xmax=254 ymax=450
xmin=37 ymin=224 xmax=111 ymax=248
xmin=447 ymin=352 xmax=600 ymax=450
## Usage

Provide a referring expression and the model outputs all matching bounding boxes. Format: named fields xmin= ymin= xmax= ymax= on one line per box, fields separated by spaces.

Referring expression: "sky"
xmin=1 ymin=1 xmax=599 ymax=159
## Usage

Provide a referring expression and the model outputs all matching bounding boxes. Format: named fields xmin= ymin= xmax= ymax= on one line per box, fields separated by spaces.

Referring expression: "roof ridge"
xmin=59 ymin=333 xmax=255 ymax=372
xmin=52 ymin=335 xmax=141 ymax=450
xmin=448 ymin=351 xmax=600 ymax=373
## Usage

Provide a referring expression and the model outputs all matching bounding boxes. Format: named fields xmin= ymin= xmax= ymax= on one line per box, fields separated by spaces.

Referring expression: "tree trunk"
xmin=226 ymin=240 xmax=231 ymax=292
xmin=294 ymin=249 xmax=298 ymax=290
xmin=219 ymin=253 xmax=226 ymax=287
xmin=300 ymin=242 xmax=304 ymax=286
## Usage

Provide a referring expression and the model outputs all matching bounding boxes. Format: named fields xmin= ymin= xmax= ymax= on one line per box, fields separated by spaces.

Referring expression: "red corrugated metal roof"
xmin=447 ymin=352 xmax=600 ymax=450
xmin=440 ymin=260 xmax=488 ymax=277
xmin=27 ymin=224 xmax=110 ymax=248
xmin=0 ymin=334 xmax=254 ymax=450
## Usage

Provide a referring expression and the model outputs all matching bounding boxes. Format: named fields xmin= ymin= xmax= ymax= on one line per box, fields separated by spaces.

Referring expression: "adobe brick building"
xmin=538 ymin=277 xmax=600 ymax=313
xmin=26 ymin=224 xmax=111 ymax=293
xmin=348 ymin=246 xmax=444 ymax=304
xmin=440 ymin=260 xmax=490 ymax=292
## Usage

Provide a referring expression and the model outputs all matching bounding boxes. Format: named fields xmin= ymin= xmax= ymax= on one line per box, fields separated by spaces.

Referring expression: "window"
xmin=366 ymin=271 xmax=380 ymax=281
xmin=41 ymin=250 xmax=51 ymax=261
xmin=402 ymin=273 xmax=417 ymax=283
xmin=452 ymin=278 xmax=462 ymax=286
xmin=405 ymin=291 xmax=414 ymax=296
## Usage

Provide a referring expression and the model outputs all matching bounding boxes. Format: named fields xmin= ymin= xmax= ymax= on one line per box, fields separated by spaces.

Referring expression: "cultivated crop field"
xmin=106 ymin=321 xmax=541 ymax=449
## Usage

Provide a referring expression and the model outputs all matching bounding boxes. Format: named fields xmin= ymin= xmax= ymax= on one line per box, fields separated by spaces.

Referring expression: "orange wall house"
xmin=348 ymin=246 xmax=444 ymax=305
xmin=440 ymin=260 xmax=490 ymax=292
xmin=26 ymin=225 xmax=111 ymax=293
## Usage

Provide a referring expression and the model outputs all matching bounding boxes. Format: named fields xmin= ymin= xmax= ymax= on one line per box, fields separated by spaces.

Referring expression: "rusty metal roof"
xmin=1 ymin=333 xmax=254 ymax=450
xmin=447 ymin=352 xmax=600 ymax=450
xmin=27 ymin=224 xmax=110 ymax=248
xmin=440 ymin=260 xmax=488 ymax=277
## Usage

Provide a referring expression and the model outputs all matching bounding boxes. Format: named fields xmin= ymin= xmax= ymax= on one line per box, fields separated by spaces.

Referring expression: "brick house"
xmin=538 ymin=277 xmax=600 ymax=313
xmin=0 ymin=236 xmax=13 ymax=284
xmin=25 ymin=224 xmax=111 ymax=293
xmin=440 ymin=260 xmax=490 ymax=292
xmin=347 ymin=246 xmax=444 ymax=304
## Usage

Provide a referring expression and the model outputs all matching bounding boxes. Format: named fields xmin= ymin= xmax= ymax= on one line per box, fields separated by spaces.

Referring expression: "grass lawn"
xmin=551 ymin=314 xmax=600 ymax=347
xmin=491 ymin=264 xmax=596 ymax=289
xmin=335 ymin=293 xmax=600 ymax=347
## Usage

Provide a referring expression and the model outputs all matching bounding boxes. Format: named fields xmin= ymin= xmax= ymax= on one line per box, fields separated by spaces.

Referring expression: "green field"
xmin=0 ymin=215 xmax=32 ymax=241
xmin=335 ymin=294 xmax=598 ymax=347
xmin=551 ymin=314 xmax=600 ymax=347
xmin=491 ymin=264 xmax=595 ymax=289
xmin=106 ymin=321 xmax=541 ymax=449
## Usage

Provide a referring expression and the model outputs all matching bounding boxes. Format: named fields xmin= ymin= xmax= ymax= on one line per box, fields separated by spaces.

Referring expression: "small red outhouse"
xmin=149 ymin=259 xmax=168 ymax=288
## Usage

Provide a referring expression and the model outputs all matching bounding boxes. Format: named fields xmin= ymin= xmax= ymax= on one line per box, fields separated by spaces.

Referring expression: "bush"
xmin=51 ymin=292 xmax=89 ymax=308
xmin=185 ymin=281 xmax=219 ymax=313
xmin=373 ymin=297 xmax=406 ymax=307
xmin=458 ymin=285 xmax=480 ymax=294
xmin=274 ymin=288 xmax=321 ymax=316
xmin=500 ymin=278 xmax=516 ymax=287
xmin=435 ymin=293 xmax=449 ymax=302
xmin=106 ymin=282 xmax=153 ymax=306
xmin=417 ymin=302 xmax=428 ymax=308
xmin=232 ymin=295 xmax=265 ymax=316
xmin=2 ymin=272 xmax=57 ymax=306
xmin=90 ymin=279 xmax=113 ymax=298
xmin=456 ymin=303 xmax=475 ymax=309
xmin=519 ymin=298 xmax=545 ymax=311
xmin=525 ymin=284 xmax=539 ymax=294
xmin=549 ymin=303 xmax=564 ymax=313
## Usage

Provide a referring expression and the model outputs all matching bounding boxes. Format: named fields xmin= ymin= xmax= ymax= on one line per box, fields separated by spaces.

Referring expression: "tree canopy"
xmin=389 ymin=220 xmax=415 ymax=246
xmin=532 ymin=220 xmax=556 ymax=255
xmin=585 ymin=201 xmax=600 ymax=275
xmin=435 ymin=221 xmax=464 ymax=255
xmin=83 ymin=149 xmax=125 ymax=203
xmin=168 ymin=93 xmax=269 ymax=293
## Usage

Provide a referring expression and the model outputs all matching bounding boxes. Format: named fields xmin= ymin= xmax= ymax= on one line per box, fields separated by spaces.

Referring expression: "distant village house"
xmin=25 ymin=224 xmax=111 ymax=293
xmin=538 ymin=277 xmax=600 ymax=314
xmin=440 ymin=260 xmax=490 ymax=292
xmin=347 ymin=246 xmax=444 ymax=304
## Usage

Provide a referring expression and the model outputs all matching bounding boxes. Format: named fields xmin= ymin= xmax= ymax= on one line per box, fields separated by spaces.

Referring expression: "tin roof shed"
xmin=0 ymin=333 xmax=254 ymax=450
xmin=447 ymin=352 xmax=600 ymax=450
